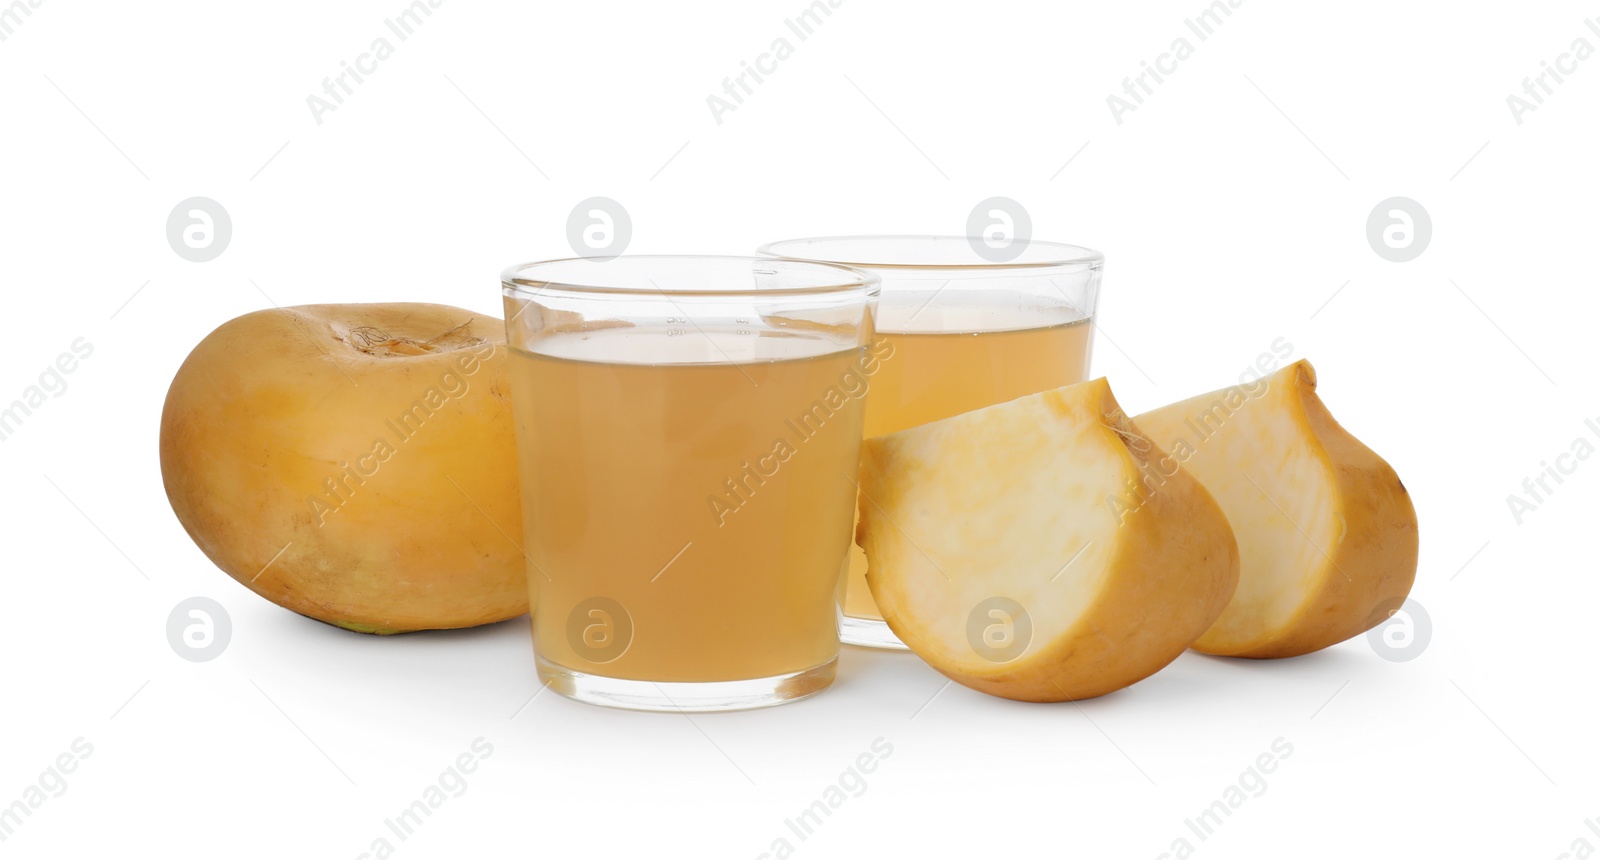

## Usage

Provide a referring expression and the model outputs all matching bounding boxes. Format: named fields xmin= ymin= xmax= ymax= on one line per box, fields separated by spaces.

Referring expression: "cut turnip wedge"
xmin=858 ymin=378 xmax=1239 ymax=701
xmin=1135 ymin=359 xmax=1419 ymax=658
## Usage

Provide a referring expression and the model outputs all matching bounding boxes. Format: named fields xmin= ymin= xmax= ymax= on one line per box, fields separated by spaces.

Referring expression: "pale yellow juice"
xmin=512 ymin=329 xmax=867 ymax=682
xmin=846 ymin=307 xmax=1093 ymax=619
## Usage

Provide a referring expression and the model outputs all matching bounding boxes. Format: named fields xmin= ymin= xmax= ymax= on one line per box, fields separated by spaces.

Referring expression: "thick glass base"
xmin=840 ymin=615 xmax=910 ymax=650
xmin=536 ymin=655 xmax=837 ymax=712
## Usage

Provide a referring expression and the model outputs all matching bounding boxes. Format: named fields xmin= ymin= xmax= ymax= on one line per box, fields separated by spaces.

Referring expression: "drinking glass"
xmin=502 ymin=256 xmax=879 ymax=710
xmin=757 ymin=236 xmax=1103 ymax=649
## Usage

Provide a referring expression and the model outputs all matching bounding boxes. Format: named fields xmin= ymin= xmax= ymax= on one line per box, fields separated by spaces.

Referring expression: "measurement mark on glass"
xmin=649 ymin=279 xmax=759 ymax=386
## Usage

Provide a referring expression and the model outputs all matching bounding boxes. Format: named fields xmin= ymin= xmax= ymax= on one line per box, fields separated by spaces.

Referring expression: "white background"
xmin=2 ymin=0 xmax=1597 ymax=857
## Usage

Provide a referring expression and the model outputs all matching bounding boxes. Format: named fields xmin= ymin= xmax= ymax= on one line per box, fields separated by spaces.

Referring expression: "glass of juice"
xmin=502 ymin=255 xmax=879 ymax=711
xmin=756 ymin=236 xmax=1103 ymax=649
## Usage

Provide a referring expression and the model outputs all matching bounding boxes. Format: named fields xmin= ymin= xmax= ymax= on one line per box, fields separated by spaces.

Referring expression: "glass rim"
xmin=501 ymin=255 xmax=881 ymax=299
xmin=757 ymin=235 xmax=1104 ymax=271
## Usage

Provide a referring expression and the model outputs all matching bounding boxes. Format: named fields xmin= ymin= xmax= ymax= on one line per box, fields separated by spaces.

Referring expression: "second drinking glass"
xmin=757 ymin=236 xmax=1104 ymax=649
